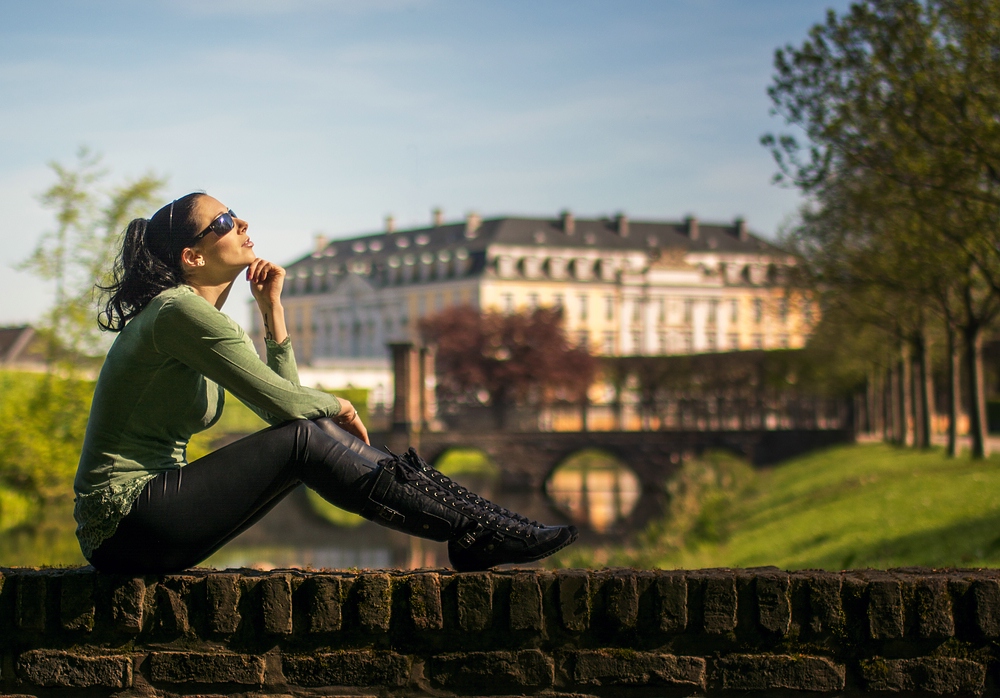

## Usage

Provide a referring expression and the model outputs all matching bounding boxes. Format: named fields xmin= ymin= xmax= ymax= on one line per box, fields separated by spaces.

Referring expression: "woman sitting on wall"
xmin=74 ymin=193 xmax=577 ymax=574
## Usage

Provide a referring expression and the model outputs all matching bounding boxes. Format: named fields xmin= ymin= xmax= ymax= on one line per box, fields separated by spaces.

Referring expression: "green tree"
xmin=764 ymin=0 xmax=1000 ymax=457
xmin=19 ymin=147 xmax=166 ymax=367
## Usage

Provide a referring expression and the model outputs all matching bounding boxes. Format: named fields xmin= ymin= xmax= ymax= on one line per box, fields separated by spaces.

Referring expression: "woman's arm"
xmin=247 ymin=258 xmax=288 ymax=344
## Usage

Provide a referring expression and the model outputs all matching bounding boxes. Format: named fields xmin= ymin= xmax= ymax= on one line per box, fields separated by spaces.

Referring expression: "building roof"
xmin=286 ymin=214 xmax=785 ymax=271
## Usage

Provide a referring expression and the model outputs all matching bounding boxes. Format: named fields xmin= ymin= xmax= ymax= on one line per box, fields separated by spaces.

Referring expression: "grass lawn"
xmin=562 ymin=443 xmax=1000 ymax=571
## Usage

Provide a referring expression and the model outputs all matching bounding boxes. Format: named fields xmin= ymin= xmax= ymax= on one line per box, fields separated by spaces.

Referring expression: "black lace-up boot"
xmin=357 ymin=450 xmax=577 ymax=571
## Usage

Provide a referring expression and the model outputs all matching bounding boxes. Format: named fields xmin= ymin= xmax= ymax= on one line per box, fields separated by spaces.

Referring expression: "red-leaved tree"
xmin=420 ymin=305 xmax=596 ymax=429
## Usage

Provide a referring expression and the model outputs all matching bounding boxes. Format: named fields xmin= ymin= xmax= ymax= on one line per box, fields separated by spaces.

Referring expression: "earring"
xmin=197 ymin=260 xmax=205 ymax=266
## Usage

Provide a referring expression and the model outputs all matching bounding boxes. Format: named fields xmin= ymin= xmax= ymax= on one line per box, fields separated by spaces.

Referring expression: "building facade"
xmin=251 ymin=212 xmax=811 ymax=391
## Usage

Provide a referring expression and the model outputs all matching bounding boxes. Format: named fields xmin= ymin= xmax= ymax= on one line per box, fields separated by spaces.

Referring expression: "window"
xmin=435 ymin=293 xmax=444 ymax=311
xmin=683 ymin=299 xmax=694 ymax=324
xmin=658 ymin=332 xmax=667 ymax=354
xmin=632 ymin=330 xmax=643 ymax=353
xmin=553 ymin=293 xmax=565 ymax=309
xmin=632 ymin=299 xmax=641 ymax=323
xmin=528 ymin=293 xmax=539 ymax=310
xmin=502 ymin=293 xmax=514 ymax=314
xmin=603 ymin=331 xmax=616 ymax=354
xmin=779 ymin=298 xmax=789 ymax=324
xmin=706 ymin=333 xmax=717 ymax=351
xmin=708 ymin=299 xmax=718 ymax=325
xmin=418 ymin=295 xmax=427 ymax=317
xmin=752 ymin=333 xmax=763 ymax=349
xmin=605 ymin=295 xmax=615 ymax=321
xmin=730 ymin=299 xmax=739 ymax=323
xmin=577 ymin=330 xmax=590 ymax=348
xmin=658 ymin=297 xmax=666 ymax=324
xmin=682 ymin=333 xmax=693 ymax=352
xmin=804 ymin=299 xmax=814 ymax=325
xmin=779 ymin=334 xmax=790 ymax=348
xmin=728 ymin=333 xmax=739 ymax=350
xmin=753 ymin=298 xmax=763 ymax=324
xmin=578 ymin=294 xmax=589 ymax=321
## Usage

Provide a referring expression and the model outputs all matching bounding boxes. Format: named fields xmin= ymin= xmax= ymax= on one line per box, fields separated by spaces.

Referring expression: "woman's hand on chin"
xmin=248 ymin=258 xmax=286 ymax=310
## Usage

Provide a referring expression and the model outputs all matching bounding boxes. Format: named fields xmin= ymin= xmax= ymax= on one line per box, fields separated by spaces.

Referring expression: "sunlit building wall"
xmin=251 ymin=211 xmax=813 ymax=389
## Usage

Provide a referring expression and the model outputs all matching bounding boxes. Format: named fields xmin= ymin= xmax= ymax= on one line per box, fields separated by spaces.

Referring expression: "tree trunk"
xmin=888 ymin=362 xmax=902 ymax=444
xmin=947 ymin=324 xmax=960 ymax=457
xmin=909 ymin=342 xmax=923 ymax=448
xmin=885 ymin=365 xmax=896 ymax=443
xmin=965 ymin=323 xmax=989 ymax=458
xmin=866 ymin=369 xmax=877 ymax=435
xmin=901 ymin=346 xmax=913 ymax=446
xmin=914 ymin=332 xmax=934 ymax=448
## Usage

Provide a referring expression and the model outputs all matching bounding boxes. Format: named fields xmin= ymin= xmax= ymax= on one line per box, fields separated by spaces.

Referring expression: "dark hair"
xmin=98 ymin=193 xmax=205 ymax=332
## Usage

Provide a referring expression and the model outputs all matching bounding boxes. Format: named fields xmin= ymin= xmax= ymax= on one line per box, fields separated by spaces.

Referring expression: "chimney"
xmin=314 ymin=233 xmax=328 ymax=254
xmin=734 ymin=216 xmax=748 ymax=241
xmin=561 ymin=209 xmax=575 ymax=236
xmin=385 ymin=215 xmax=395 ymax=234
xmin=615 ymin=212 xmax=629 ymax=237
xmin=432 ymin=207 xmax=444 ymax=227
xmin=685 ymin=215 xmax=699 ymax=241
xmin=465 ymin=211 xmax=481 ymax=238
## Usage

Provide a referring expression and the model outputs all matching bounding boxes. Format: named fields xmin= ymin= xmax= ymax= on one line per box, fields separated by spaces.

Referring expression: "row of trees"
xmin=765 ymin=0 xmax=1000 ymax=457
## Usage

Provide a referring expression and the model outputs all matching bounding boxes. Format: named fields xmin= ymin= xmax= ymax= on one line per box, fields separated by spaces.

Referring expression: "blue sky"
xmin=0 ymin=0 xmax=850 ymax=326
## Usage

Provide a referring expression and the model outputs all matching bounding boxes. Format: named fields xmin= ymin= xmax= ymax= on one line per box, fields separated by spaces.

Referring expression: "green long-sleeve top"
xmin=73 ymin=284 xmax=342 ymax=558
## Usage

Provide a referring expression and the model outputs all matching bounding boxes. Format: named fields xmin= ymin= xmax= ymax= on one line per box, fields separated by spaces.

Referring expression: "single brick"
xmin=110 ymin=577 xmax=145 ymax=633
xmin=702 ymin=573 xmax=737 ymax=634
xmin=971 ymin=579 xmax=1000 ymax=639
xmin=457 ymin=573 xmax=493 ymax=632
xmin=205 ymin=573 xmax=241 ymax=634
xmin=430 ymin=650 xmax=553 ymax=693
xmin=149 ymin=652 xmax=265 ymax=685
xmin=869 ymin=579 xmax=904 ymax=640
xmin=156 ymin=584 xmax=190 ymax=634
xmin=861 ymin=657 xmax=985 ymax=694
xmin=509 ymin=573 xmax=543 ymax=631
xmin=15 ymin=573 xmax=46 ymax=632
xmin=283 ymin=651 xmax=410 ymax=687
xmin=355 ymin=573 xmax=391 ymax=632
xmin=566 ymin=650 xmax=705 ymax=688
xmin=260 ymin=574 xmax=292 ymax=635
xmin=408 ymin=573 xmax=443 ymax=631
xmin=805 ymin=573 xmax=843 ymax=633
xmin=756 ymin=573 xmax=790 ymax=635
xmin=17 ymin=650 xmax=132 ymax=688
xmin=558 ymin=570 xmax=590 ymax=632
xmin=656 ymin=572 xmax=687 ymax=633
xmin=59 ymin=570 xmax=95 ymax=632
xmin=715 ymin=654 xmax=845 ymax=692
xmin=914 ymin=577 xmax=954 ymax=639
xmin=605 ymin=571 xmax=639 ymax=631
xmin=307 ymin=576 xmax=343 ymax=633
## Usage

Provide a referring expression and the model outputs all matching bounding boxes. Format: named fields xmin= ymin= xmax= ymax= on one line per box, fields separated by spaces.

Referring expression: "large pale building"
xmin=252 ymin=211 xmax=811 ymax=391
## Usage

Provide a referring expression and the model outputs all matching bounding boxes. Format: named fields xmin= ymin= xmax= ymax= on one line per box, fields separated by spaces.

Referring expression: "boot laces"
xmin=404 ymin=448 xmax=541 ymax=527
xmin=381 ymin=450 xmax=536 ymax=538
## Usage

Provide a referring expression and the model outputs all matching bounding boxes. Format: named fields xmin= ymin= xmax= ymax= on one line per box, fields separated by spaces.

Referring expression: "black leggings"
xmin=88 ymin=419 xmax=389 ymax=574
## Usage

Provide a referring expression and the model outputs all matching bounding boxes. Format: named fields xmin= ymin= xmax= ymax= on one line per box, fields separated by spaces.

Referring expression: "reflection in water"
xmin=546 ymin=450 xmax=641 ymax=533
xmin=0 ymin=497 xmax=86 ymax=567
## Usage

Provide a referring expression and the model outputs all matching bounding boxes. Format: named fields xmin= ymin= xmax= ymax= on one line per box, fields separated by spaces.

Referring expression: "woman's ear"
xmin=180 ymin=247 xmax=205 ymax=269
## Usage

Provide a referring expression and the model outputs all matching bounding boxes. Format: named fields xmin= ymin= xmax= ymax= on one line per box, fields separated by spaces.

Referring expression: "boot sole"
xmin=449 ymin=526 xmax=579 ymax=572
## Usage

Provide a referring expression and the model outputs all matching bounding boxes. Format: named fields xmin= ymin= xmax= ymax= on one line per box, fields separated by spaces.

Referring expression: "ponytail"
xmin=98 ymin=193 xmax=203 ymax=332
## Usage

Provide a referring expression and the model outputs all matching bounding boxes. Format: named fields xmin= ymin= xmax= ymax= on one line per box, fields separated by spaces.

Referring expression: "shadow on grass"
xmin=797 ymin=510 xmax=1000 ymax=570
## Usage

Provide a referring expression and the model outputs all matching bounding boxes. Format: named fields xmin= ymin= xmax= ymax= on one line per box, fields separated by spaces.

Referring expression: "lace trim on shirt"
xmin=74 ymin=475 xmax=156 ymax=559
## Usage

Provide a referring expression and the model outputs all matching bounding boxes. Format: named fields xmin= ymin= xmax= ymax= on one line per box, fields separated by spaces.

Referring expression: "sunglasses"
xmin=192 ymin=210 xmax=237 ymax=242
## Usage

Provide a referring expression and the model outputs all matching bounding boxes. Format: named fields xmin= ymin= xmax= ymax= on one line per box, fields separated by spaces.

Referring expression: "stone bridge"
xmin=375 ymin=427 xmax=852 ymax=492
xmin=3 ymin=567 xmax=998 ymax=697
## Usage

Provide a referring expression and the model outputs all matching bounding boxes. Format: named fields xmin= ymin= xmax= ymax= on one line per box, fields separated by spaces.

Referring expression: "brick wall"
xmin=2 ymin=567 xmax=999 ymax=696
